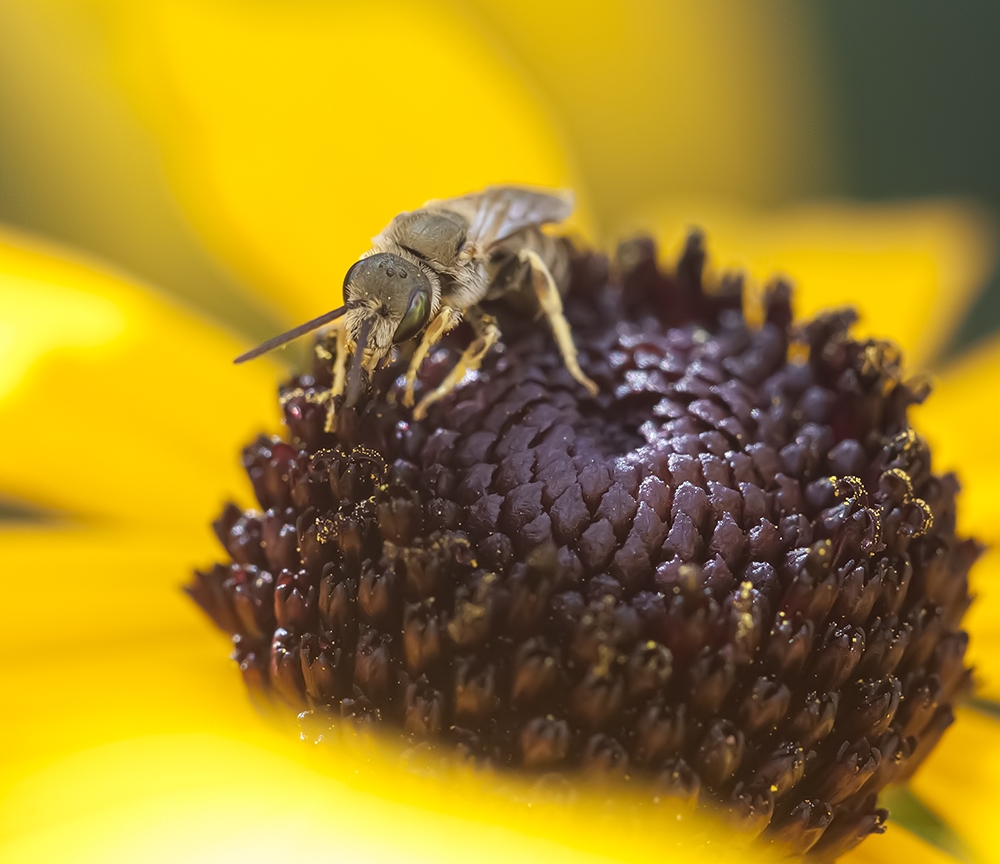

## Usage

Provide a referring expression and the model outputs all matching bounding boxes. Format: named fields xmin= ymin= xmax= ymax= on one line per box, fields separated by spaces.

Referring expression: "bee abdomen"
xmin=486 ymin=228 xmax=573 ymax=303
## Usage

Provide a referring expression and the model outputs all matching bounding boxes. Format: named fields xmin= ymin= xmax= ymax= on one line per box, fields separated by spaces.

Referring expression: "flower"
xmin=0 ymin=3 xmax=998 ymax=864
xmin=192 ymin=232 xmax=979 ymax=859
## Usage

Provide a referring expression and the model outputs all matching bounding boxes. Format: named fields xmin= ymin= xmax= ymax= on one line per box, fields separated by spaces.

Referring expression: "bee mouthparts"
xmin=344 ymin=317 xmax=373 ymax=408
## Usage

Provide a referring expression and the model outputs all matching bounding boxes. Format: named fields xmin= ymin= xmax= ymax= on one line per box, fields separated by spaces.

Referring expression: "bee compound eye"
xmin=392 ymin=288 xmax=431 ymax=344
xmin=343 ymin=259 xmax=363 ymax=288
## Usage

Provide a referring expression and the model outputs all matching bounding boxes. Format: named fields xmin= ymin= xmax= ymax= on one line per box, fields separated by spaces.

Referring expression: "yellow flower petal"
xmin=841 ymin=822 xmax=958 ymax=864
xmin=902 ymin=338 xmax=1000 ymax=701
xmin=0 ymin=524 xmax=770 ymax=864
xmin=633 ymin=198 xmax=997 ymax=368
xmin=0 ymin=268 xmax=126 ymax=401
xmin=0 ymin=526 xmax=245 ymax=782
xmin=465 ymin=1 xmax=835 ymax=227
xmin=3 ymin=735 xmax=655 ymax=864
xmin=0 ymin=227 xmax=278 ymax=523
xmin=963 ymin=548 xmax=1000 ymax=701
xmin=909 ymin=709 xmax=1000 ymax=864
xmin=913 ymin=335 xmax=1000 ymax=543
xmin=2 ymin=731 xmax=762 ymax=864
xmin=112 ymin=0 xmax=579 ymax=322
xmin=0 ymin=0 xmax=269 ymax=336
xmin=2 ymin=525 xmax=218 ymax=649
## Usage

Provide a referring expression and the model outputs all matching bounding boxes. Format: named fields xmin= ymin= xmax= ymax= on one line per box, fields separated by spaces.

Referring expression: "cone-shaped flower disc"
xmin=192 ymin=237 xmax=977 ymax=859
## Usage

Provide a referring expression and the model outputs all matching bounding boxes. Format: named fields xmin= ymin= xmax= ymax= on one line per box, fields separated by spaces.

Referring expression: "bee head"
xmin=341 ymin=252 xmax=433 ymax=405
xmin=342 ymin=252 xmax=433 ymax=354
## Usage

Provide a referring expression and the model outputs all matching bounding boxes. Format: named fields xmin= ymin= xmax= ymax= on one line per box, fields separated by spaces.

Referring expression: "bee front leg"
xmin=403 ymin=305 xmax=462 ymax=407
xmin=519 ymin=248 xmax=599 ymax=397
xmin=324 ymin=324 xmax=349 ymax=432
xmin=413 ymin=308 xmax=500 ymax=421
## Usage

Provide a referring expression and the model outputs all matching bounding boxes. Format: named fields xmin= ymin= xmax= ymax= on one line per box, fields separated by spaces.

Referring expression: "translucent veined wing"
xmin=427 ymin=185 xmax=574 ymax=251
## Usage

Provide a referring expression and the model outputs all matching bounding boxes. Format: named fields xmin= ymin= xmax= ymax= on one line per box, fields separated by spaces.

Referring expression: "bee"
xmin=235 ymin=185 xmax=598 ymax=422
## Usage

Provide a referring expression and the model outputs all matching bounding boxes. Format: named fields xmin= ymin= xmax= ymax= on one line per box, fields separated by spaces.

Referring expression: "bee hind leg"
xmin=323 ymin=324 xmax=349 ymax=432
xmin=413 ymin=308 xmax=500 ymax=421
xmin=403 ymin=305 xmax=462 ymax=408
xmin=519 ymin=248 xmax=598 ymax=397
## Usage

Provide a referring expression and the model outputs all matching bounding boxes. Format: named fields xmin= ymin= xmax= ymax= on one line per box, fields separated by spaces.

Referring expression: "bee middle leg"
xmin=403 ymin=305 xmax=462 ymax=407
xmin=519 ymin=248 xmax=599 ymax=397
xmin=323 ymin=324 xmax=349 ymax=432
xmin=413 ymin=308 xmax=500 ymax=421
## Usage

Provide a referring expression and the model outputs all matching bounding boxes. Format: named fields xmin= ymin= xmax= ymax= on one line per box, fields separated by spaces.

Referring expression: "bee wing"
xmin=427 ymin=185 xmax=574 ymax=251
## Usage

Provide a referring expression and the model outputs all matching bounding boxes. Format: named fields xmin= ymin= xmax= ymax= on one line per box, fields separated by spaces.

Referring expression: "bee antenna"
xmin=344 ymin=317 xmax=373 ymax=408
xmin=234 ymin=305 xmax=348 ymax=364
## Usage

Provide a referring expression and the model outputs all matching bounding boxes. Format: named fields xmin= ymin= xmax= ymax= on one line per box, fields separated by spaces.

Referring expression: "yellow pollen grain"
xmin=787 ymin=341 xmax=809 ymax=364
xmin=316 ymin=517 xmax=336 ymax=544
xmin=733 ymin=580 xmax=755 ymax=643
xmin=279 ymin=387 xmax=305 ymax=407
xmin=884 ymin=467 xmax=915 ymax=496
xmin=594 ymin=644 xmax=617 ymax=678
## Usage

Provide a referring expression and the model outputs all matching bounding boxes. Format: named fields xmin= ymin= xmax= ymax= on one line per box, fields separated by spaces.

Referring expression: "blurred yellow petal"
xmin=965 ymin=549 xmax=1000 ymax=701
xmin=0 ymin=269 xmax=126 ymax=401
xmin=913 ymin=335 xmax=1000 ymax=542
xmin=634 ymin=198 xmax=997 ymax=367
xmin=2 ymin=525 xmax=218 ymax=652
xmin=0 ymin=226 xmax=277 ymax=523
xmin=841 ymin=822 xmax=958 ymax=864
xmin=909 ymin=709 xmax=1000 ymax=864
xmin=113 ymin=0 xmax=578 ymax=323
xmin=0 ymin=524 xmax=770 ymax=864
xmin=3 ymin=735 xmax=655 ymax=864
xmin=0 ymin=0 xmax=271 ymax=337
xmin=2 ymin=733 xmax=761 ymax=864
xmin=465 ymin=0 xmax=835 ymax=228
xmin=0 ymin=2 xmax=837 ymax=328
xmin=0 ymin=529 xmax=271 ymax=813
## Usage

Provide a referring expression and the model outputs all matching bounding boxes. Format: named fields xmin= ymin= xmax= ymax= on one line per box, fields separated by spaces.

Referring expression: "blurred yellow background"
xmin=0 ymin=0 xmax=838 ymax=334
xmin=3 ymin=0 xmax=997 ymax=355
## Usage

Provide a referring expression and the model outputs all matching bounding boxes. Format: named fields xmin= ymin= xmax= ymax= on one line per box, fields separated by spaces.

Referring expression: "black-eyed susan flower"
xmin=0 ymin=3 xmax=998 ymax=864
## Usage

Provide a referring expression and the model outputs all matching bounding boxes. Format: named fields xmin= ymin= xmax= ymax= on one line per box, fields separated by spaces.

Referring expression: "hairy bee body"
xmin=235 ymin=185 xmax=594 ymax=419
xmin=482 ymin=224 xmax=574 ymax=306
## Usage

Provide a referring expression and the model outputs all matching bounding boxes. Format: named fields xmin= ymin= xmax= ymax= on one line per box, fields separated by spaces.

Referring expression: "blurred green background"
xmin=816 ymin=0 xmax=1000 ymax=356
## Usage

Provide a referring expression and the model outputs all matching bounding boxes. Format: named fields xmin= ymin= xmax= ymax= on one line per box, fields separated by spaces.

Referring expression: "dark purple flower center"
xmin=190 ymin=234 xmax=976 ymax=859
